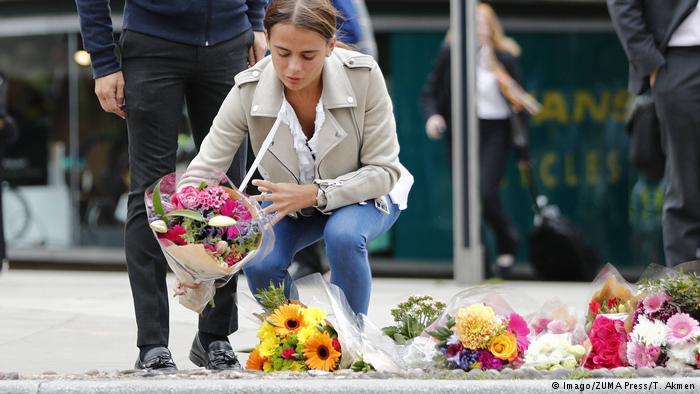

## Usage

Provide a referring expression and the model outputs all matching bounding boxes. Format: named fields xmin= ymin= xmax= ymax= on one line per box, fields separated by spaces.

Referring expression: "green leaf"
xmin=153 ymin=181 xmax=165 ymax=217
xmin=166 ymin=210 xmax=206 ymax=222
xmin=393 ymin=333 xmax=406 ymax=345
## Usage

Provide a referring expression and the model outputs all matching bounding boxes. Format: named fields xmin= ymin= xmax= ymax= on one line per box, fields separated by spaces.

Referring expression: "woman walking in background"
xmin=422 ymin=3 xmax=534 ymax=278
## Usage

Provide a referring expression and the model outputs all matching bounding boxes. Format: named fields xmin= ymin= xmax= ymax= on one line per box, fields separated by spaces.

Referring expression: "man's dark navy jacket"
xmin=75 ymin=0 xmax=267 ymax=78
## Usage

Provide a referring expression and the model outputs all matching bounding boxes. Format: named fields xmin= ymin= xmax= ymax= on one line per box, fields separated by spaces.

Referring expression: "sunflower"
xmin=245 ymin=350 xmax=268 ymax=371
xmin=303 ymin=332 xmax=341 ymax=371
xmin=269 ymin=303 xmax=306 ymax=337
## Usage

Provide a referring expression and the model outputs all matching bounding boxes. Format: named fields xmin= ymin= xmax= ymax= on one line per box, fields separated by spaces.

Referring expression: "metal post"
xmin=452 ymin=0 xmax=483 ymax=283
xmin=68 ymin=33 xmax=80 ymax=245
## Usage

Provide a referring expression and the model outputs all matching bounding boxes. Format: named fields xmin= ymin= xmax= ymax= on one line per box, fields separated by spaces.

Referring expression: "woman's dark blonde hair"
xmin=478 ymin=2 xmax=521 ymax=57
xmin=264 ymin=0 xmax=338 ymax=42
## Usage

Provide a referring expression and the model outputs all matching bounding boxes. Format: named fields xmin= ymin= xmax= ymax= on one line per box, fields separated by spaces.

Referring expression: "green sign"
xmin=389 ymin=31 xmax=664 ymax=269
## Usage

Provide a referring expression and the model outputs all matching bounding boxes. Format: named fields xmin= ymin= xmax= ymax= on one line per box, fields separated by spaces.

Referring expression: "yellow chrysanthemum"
xmin=489 ymin=332 xmax=518 ymax=361
xmin=303 ymin=332 xmax=341 ymax=371
xmin=302 ymin=307 xmax=327 ymax=327
xmin=269 ymin=304 xmax=305 ymax=337
xmin=245 ymin=350 xmax=267 ymax=371
xmin=297 ymin=325 xmax=322 ymax=345
xmin=289 ymin=361 xmax=307 ymax=372
xmin=257 ymin=321 xmax=277 ymax=342
xmin=257 ymin=337 xmax=280 ymax=358
xmin=453 ymin=304 xmax=501 ymax=349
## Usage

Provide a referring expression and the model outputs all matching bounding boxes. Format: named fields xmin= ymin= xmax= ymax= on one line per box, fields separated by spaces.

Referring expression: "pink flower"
xmin=626 ymin=342 xmax=660 ymax=368
xmin=546 ymin=320 xmax=571 ymax=334
xmin=531 ymin=318 xmax=550 ymax=335
xmin=584 ymin=316 xmax=628 ymax=369
xmin=281 ymin=347 xmax=295 ymax=359
xmin=666 ymin=313 xmax=700 ymax=345
xmin=643 ymin=293 xmax=669 ymax=315
xmin=508 ymin=313 xmax=530 ymax=351
xmin=176 ymin=186 xmax=200 ymax=210
xmin=220 ymin=199 xmax=238 ymax=217
xmin=196 ymin=186 xmax=230 ymax=210
xmin=203 ymin=243 xmax=216 ymax=253
xmin=227 ymin=226 xmax=240 ymax=239
xmin=478 ymin=351 xmax=504 ymax=370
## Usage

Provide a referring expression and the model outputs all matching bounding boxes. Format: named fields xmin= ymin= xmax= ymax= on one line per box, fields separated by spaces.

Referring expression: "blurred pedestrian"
xmin=75 ymin=0 xmax=267 ymax=372
xmin=0 ymin=72 xmax=18 ymax=275
xmin=421 ymin=3 xmax=534 ymax=278
xmin=608 ymin=0 xmax=700 ymax=266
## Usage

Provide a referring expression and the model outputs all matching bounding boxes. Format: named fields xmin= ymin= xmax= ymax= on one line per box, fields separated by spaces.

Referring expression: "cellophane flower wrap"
xmin=524 ymin=300 xmax=586 ymax=370
xmin=629 ymin=262 xmax=700 ymax=369
xmin=582 ymin=264 xmax=637 ymax=369
xmin=244 ymin=274 xmax=404 ymax=373
xmin=144 ymin=171 xmax=274 ymax=313
xmin=417 ymin=287 xmax=533 ymax=372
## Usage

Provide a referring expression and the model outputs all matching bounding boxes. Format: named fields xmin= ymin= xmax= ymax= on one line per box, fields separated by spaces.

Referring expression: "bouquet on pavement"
xmin=582 ymin=264 xmax=637 ymax=369
xmin=425 ymin=289 xmax=531 ymax=371
xmin=524 ymin=300 xmax=587 ymax=371
xmin=628 ymin=262 xmax=700 ymax=369
xmin=245 ymin=282 xmax=342 ymax=372
xmin=145 ymin=170 xmax=274 ymax=313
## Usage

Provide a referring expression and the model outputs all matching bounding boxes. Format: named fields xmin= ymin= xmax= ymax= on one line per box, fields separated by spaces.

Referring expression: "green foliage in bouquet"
xmin=427 ymin=314 xmax=455 ymax=343
xmin=639 ymin=271 xmax=700 ymax=320
xmin=382 ymin=295 xmax=446 ymax=344
xmin=351 ymin=359 xmax=375 ymax=372
xmin=255 ymin=281 xmax=289 ymax=313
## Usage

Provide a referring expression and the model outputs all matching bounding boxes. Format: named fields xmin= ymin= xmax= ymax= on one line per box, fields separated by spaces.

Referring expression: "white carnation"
xmin=630 ymin=316 xmax=668 ymax=347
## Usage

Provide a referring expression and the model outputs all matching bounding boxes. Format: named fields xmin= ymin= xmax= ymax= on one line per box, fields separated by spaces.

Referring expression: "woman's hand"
xmin=251 ymin=179 xmax=318 ymax=225
xmin=425 ymin=114 xmax=446 ymax=140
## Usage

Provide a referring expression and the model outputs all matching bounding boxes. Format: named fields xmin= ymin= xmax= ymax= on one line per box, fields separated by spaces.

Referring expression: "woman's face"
xmin=476 ymin=9 xmax=492 ymax=47
xmin=267 ymin=23 xmax=335 ymax=92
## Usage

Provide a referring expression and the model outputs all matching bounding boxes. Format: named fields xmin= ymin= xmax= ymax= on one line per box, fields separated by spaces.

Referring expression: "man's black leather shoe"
xmin=189 ymin=334 xmax=240 ymax=370
xmin=134 ymin=346 xmax=177 ymax=373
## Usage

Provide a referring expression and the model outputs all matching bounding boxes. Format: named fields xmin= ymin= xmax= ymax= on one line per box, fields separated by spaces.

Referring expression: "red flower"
xmin=331 ymin=337 xmax=341 ymax=352
xmin=696 ymin=353 xmax=700 ymax=367
xmin=158 ymin=225 xmax=187 ymax=245
xmin=584 ymin=316 xmax=628 ymax=369
xmin=607 ymin=297 xmax=619 ymax=309
xmin=281 ymin=347 xmax=295 ymax=360
xmin=588 ymin=300 xmax=601 ymax=315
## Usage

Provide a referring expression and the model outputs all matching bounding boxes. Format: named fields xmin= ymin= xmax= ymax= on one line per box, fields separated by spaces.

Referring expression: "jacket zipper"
xmin=204 ymin=0 xmax=212 ymax=46
xmin=269 ymin=150 xmax=300 ymax=184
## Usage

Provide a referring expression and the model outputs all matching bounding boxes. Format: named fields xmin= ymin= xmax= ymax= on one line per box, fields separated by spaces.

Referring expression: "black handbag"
xmin=626 ymin=96 xmax=666 ymax=182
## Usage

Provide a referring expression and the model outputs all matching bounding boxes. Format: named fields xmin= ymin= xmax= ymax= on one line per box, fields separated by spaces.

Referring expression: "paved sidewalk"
xmin=0 ymin=268 xmax=593 ymax=374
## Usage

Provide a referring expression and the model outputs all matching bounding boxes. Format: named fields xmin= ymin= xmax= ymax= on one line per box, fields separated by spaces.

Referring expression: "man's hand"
xmin=425 ymin=114 xmax=447 ymax=140
xmin=95 ymin=71 xmax=126 ymax=119
xmin=248 ymin=31 xmax=267 ymax=67
xmin=650 ymin=68 xmax=659 ymax=88
xmin=251 ymin=179 xmax=318 ymax=225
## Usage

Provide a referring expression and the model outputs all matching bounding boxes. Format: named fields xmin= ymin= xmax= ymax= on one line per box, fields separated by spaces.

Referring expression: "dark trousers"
xmin=121 ymin=30 xmax=252 ymax=347
xmin=479 ymin=118 xmax=518 ymax=256
xmin=653 ymin=46 xmax=700 ymax=266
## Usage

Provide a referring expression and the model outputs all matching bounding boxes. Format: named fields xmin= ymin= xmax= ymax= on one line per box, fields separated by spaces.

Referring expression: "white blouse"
xmin=278 ymin=95 xmax=413 ymax=210
xmin=476 ymin=46 xmax=511 ymax=120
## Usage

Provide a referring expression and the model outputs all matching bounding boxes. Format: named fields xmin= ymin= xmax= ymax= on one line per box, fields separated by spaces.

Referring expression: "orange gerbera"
xmin=269 ymin=304 xmax=306 ymax=337
xmin=303 ymin=332 xmax=341 ymax=371
xmin=245 ymin=350 xmax=267 ymax=371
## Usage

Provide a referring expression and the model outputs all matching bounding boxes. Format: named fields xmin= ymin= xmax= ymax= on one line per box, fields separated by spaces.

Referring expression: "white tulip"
xmin=208 ymin=215 xmax=237 ymax=227
xmin=149 ymin=220 xmax=168 ymax=233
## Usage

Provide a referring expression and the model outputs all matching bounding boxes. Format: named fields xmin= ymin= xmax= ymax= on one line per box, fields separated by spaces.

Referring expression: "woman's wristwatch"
xmin=314 ymin=187 xmax=327 ymax=209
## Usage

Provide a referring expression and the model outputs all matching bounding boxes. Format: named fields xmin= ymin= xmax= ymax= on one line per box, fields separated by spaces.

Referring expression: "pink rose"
xmin=176 ymin=186 xmax=200 ymax=210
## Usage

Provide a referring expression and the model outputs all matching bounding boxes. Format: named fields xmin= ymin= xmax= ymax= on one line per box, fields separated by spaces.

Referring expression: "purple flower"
xmin=478 ymin=351 xmax=504 ymax=370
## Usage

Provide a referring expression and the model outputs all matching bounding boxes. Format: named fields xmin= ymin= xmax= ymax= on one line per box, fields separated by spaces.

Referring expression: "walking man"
xmin=75 ymin=0 xmax=267 ymax=371
xmin=608 ymin=0 xmax=700 ymax=266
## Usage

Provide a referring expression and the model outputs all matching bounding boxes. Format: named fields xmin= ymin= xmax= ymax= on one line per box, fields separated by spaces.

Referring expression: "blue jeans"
xmin=243 ymin=197 xmax=401 ymax=314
